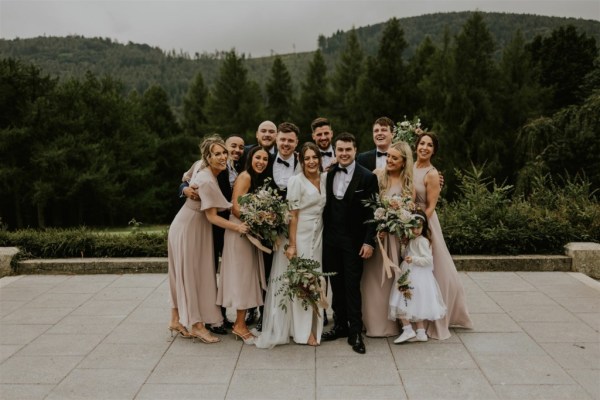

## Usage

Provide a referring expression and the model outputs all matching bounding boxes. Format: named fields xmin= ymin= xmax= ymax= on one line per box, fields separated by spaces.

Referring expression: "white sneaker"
xmin=408 ymin=330 xmax=428 ymax=342
xmin=393 ymin=330 xmax=416 ymax=344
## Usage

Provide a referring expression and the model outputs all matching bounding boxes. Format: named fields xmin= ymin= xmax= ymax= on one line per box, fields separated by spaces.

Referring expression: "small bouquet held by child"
xmin=363 ymin=193 xmax=419 ymax=281
xmin=274 ymin=256 xmax=335 ymax=318
xmin=238 ymin=178 xmax=290 ymax=254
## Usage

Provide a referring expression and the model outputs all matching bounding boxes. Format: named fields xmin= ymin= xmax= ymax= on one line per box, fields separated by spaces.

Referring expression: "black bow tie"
xmin=334 ymin=165 xmax=348 ymax=174
xmin=276 ymin=158 xmax=290 ymax=167
xmin=376 ymin=151 xmax=388 ymax=157
xmin=320 ymin=151 xmax=332 ymax=157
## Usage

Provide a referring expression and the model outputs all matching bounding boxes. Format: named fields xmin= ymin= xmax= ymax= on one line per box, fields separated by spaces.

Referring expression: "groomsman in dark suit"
xmin=356 ymin=116 xmax=394 ymax=171
xmin=179 ymin=134 xmax=245 ymax=333
xmin=322 ymin=132 xmax=378 ymax=354
xmin=310 ymin=117 xmax=335 ymax=170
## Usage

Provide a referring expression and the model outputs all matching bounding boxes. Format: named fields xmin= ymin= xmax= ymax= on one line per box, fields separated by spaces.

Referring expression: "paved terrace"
xmin=0 ymin=271 xmax=598 ymax=400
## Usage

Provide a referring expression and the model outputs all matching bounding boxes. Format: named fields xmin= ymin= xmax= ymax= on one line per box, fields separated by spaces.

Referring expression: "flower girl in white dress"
xmin=389 ymin=210 xmax=446 ymax=343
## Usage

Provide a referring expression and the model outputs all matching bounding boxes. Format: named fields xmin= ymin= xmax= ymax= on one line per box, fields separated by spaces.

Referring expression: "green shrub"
xmin=0 ymin=227 xmax=168 ymax=258
xmin=439 ymin=166 xmax=599 ymax=254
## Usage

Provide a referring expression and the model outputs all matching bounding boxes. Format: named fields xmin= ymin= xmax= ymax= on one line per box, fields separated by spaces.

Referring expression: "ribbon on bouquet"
xmin=245 ymin=234 xmax=272 ymax=254
xmin=317 ymin=276 xmax=330 ymax=310
xmin=377 ymin=234 xmax=400 ymax=287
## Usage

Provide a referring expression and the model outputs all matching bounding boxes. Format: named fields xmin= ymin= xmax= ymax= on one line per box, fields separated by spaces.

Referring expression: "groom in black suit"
xmin=322 ymin=132 xmax=378 ymax=354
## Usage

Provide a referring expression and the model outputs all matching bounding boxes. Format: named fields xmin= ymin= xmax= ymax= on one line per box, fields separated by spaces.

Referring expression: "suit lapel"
xmin=326 ymin=169 xmax=335 ymax=198
xmin=344 ymin=166 xmax=361 ymax=202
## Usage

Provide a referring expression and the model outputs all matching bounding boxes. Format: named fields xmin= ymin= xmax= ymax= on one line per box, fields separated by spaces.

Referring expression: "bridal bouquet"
xmin=238 ymin=178 xmax=290 ymax=253
xmin=274 ymin=257 xmax=335 ymax=316
xmin=393 ymin=115 xmax=424 ymax=146
xmin=363 ymin=193 xmax=418 ymax=239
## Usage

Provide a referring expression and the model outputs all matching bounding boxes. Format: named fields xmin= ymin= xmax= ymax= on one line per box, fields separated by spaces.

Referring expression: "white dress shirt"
xmin=375 ymin=149 xmax=388 ymax=170
xmin=332 ymin=161 xmax=356 ymax=199
xmin=319 ymin=145 xmax=335 ymax=170
xmin=273 ymin=154 xmax=297 ymax=190
xmin=227 ymin=160 xmax=238 ymax=189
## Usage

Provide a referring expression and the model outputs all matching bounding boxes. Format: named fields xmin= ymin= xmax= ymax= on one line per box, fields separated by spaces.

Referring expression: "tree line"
xmin=1 ymin=12 xmax=598 ymax=230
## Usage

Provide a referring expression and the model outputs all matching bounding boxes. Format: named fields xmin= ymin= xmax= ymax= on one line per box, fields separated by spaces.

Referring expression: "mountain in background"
xmin=1 ymin=11 xmax=599 ymax=114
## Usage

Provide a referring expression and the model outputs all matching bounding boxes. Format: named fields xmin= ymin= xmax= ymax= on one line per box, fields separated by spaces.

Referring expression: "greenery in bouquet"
xmin=363 ymin=193 xmax=419 ymax=239
xmin=238 ymin=178 xmax=290 ymax=249
xmin=393 ymin=115 xmax=425 ymax=146
xmin=274 ymin=256 xmax=336 ymax=316
xmin=396 ymin=268 xmax=414 ymax=306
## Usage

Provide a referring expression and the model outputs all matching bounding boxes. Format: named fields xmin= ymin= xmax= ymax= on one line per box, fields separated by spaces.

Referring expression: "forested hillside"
xmin=1 ymin=11 xmax=598 ymax=113
xmin=1 ymin=11 xmax=599 ymax=230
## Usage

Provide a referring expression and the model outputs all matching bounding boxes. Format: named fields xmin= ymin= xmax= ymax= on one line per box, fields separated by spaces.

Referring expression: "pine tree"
xmin=182 ymin=71 xmax=208 ymax=136
xmin=330 ymin=28 xmax=364 ymax=132
xmin=265 ymin=55 xmax=294 ymax=123
xmin=297 ymin=49 xmax=328 ymax=141
xmin=452 ymin=12 xmax=503 ymax=178
xmin=362 ymin=18 xmax=410 ymax=120
xmin=207 ymin=50 xmax=262 ymax=138
xmin=499 ymin=30 xmax=550 ymax=181
xmin=527 ymin=25 xmax=598 ymax=111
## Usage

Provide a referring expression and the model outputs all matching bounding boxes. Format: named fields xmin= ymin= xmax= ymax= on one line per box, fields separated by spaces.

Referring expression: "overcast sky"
xmin=1 ymin=1 xmax=599 ymax=57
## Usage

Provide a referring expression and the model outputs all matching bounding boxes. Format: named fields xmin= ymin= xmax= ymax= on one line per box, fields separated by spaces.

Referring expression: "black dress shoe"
xmin=322 ymin=326 xmax=349 ymax=341
xmin=207 ymin=324 xmax=227 ymax=335
xmin=245 ymin=308 xmax=257 ymax=325
xmin=348 ymin=333 xmax=366 ymax=354
xmin=222 ymin=318 xmax=234 ymax=330
xmin=255 ymin=314 xmax=263 ymax=332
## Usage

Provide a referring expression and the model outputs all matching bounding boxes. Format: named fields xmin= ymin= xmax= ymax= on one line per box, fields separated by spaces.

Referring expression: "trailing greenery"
xmin=0 ymin=228 xmax=168 ymax=258
xmin=439 ymin=166 xmax=600 ymax=255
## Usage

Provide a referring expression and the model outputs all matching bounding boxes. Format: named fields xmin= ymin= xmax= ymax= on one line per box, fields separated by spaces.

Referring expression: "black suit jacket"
xmin=323 ymin=162 xmax=378 ymax=249
xmin=356 ymin=149 xmax=377 ymax=171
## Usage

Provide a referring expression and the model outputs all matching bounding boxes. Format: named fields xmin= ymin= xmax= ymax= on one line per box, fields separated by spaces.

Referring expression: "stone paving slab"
xmin=0 ymin=272 xmax=598 ymax=400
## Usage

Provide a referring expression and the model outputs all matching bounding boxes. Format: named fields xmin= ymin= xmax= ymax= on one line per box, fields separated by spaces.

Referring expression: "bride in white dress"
xmin=255 ymin=143 xmax=327 ymax=348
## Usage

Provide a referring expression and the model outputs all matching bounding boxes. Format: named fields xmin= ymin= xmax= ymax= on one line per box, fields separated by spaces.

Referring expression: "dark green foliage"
xmin=358 ymin=18 xmax=410 ymax=123
xmin=439 ymin=167 xmax=600 ymax=254
xmin=182 ymin=71 xmax=208 ymax=136
xmin=527 ymin=25 xmax=598 ymax=111
xmin=0 ymin=228 xmax=168 ymax=258
xmin=329 ymin=28 xmax=366 ymax=144
xmin=439 ymin=166 xmax=599 ymax=255
xmin=206 ymin=50 xmax=263 ymax=138
xmin=296 ymin=49 xmax=328 ymax=142
xmin=266 ymin=56 xmax=294 ymax=123
xmin=516 ymin=92 xmax=600 ymax=194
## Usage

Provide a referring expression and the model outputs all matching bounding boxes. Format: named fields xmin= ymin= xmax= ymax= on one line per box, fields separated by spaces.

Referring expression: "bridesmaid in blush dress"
xmin=218 ymin=146 xmax=272 ymax=345
xmin=413 ymin=132 xmax=473 ymax=340
xmin=167 ymin=135 xmax=249 ymax=343
xmin=361 ymin=140 xmax=414 ymax=337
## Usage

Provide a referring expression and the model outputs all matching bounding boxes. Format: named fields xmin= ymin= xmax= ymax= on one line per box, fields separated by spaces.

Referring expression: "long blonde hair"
xmin=199 ymin=134 xmax=226 ymax=168
xmin=377 ymin=141 xmax=413 ymax=196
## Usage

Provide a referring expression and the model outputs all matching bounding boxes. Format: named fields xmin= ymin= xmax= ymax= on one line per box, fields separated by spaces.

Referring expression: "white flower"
xmin=374 ymin=208 xmax=386 ymax=220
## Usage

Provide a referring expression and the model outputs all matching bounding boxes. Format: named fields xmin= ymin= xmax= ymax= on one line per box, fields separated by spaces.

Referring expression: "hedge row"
xmin=1 ymin=171 xmax=598 ymax=257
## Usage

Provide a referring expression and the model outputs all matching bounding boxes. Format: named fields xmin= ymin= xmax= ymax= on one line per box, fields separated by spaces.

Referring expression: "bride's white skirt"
xmin=255 ymin=240 xmax=323 ymax=349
